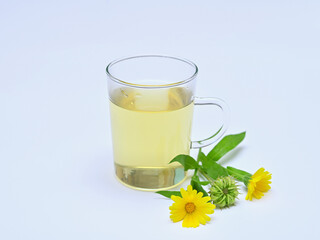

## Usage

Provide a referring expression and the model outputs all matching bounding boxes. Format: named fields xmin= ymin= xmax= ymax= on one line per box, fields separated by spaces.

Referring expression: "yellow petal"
xmin=197 ymin=214 xmax=209 ymax=225
xmin=169 ymin=202 xmax=185 ymax=211
xmin=196 ymin=191 xmax=204 ymax=198
xmin=245 ymin=189 xmax=253 ymax=201
xmin=182 ymin=214 xmax=193 ymax=228
xmin=187 ymin=185 xmax=193 ymax=191
xmin=183 ymin=213 xmax=200 ymax=228
xmin=195 ymin=210 xmax=211 ymax=225
xmin=198 ymin=206 xmax=215 ymax=215
xmin=256 ymin=182 xmax=271 ymax=192
xmin=180 ymin=188 xmax=188 ymax=199
xmin=201 ymin=196 xmax=211 ymax=203
xmin=252 ymin=190 xmax=264 ymax=199
xmin=171 ymin=195 xmax=182 ymax=202
xmin=170 ymin=210 xmax=186 ymax=222
xmin=254 ymin=168 xmax=265 ymax=176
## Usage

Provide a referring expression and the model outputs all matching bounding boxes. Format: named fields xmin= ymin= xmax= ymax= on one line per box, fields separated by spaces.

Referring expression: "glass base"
xmin=114 ymin=163 xmax=187 ymax=191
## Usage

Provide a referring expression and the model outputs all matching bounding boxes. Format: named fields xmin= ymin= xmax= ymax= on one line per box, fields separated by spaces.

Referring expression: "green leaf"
xmin=199 ymin=181 xmax=210 ymax=186
xmin=197 ymin=149 xmax=211 ymax=170
xmin=191 ymin=176 xmax=208 ymax=197
xmin=207 ymin=132 xmax=246 ymax=162
xmin=197 ymin=149 xmax=207 ymax=163
xmin=156 ymin=191 xmax=182 ymax=198
xmin=206 ymin=162 xmax=228 ymax=180
xmin=191 ymin=175 xmax=210 ymax=186
xmin=169 ymin=154 xmax=199 ymax=171
xmin=226 ymin=166 xmax=252 ymax=185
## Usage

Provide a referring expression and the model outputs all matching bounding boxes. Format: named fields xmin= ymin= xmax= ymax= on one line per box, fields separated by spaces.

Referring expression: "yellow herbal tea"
xmin=109 ymin=88 xmax=194 ymax=190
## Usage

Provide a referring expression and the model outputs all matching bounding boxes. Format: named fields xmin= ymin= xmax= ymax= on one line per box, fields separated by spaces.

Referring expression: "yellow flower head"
xmin=169 ymin=185 xmax=215 ymax=228
xmin=246 ymin=168 xmax=272 ymax=201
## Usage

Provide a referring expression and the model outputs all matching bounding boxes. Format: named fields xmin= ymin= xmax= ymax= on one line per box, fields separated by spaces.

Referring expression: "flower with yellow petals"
xmin=169 ymin=185 xmax=215 ymax=228
xmin=227 ymin=166 xmax=272 ymax=201
xmin=245 ymin=168 xmax=272 ymax=201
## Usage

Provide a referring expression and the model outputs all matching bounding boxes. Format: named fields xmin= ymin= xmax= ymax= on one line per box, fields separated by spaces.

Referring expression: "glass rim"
xmin=106 ymin=55 xmax=198 ymax=88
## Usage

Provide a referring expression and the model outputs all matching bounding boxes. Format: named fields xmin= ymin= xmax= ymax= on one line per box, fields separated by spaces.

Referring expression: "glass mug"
xmin=106 ymin=55 xmax=228 ymax=191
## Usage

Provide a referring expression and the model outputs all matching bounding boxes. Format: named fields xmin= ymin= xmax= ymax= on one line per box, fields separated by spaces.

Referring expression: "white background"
xmin=1 ymin=0 xmax=319 ymax=239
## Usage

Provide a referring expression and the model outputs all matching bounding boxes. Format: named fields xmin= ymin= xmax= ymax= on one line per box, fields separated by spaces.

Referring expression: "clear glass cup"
xmin=106 ymin=55 xmax=228 ymax=191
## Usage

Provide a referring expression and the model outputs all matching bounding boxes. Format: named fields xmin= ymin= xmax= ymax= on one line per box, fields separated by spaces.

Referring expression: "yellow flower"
xmin=246 ymin=168 xmax=272 ymax=201
xmin=169 ymin=185 xmax=215 ymax=228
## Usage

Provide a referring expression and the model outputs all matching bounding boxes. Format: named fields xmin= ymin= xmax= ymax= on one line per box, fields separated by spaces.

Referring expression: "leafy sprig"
xmin=157 ymin=132 xmax=246 ymax=201
xmin=158 ymin=131 xmax=272 ymax=228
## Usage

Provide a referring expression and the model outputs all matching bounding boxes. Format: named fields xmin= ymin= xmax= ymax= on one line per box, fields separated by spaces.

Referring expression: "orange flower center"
xmin=185 ymin=202 xmax=196 ymax=213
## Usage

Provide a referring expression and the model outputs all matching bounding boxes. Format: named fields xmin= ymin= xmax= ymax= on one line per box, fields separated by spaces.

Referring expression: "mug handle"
xmin=190 ymin=97 xmax=229 ymax=149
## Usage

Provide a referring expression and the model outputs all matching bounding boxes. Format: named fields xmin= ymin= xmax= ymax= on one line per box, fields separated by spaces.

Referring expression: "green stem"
xmin=193 ymin=148 xmax=202 ymax=177
xmin=226 ymin=166 xmax=252 ymax=186
xmin=198 ymin=168 xmax=215 ymax=185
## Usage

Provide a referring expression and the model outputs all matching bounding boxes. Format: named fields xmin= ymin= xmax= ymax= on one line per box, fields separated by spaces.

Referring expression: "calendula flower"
xmin=245 ymin=168 xmax=272 ymax=200
xmin=169 ymin=185 xmax=215 ymax=228
xmin=209 ymin=176 xmax=239 ymax=208
xmin=227 ymin=166 xmax=272 ymax=201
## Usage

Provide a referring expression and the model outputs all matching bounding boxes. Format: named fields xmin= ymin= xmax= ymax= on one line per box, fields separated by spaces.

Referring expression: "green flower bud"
xmin=209 ymin=176 xmax=239 ymax=208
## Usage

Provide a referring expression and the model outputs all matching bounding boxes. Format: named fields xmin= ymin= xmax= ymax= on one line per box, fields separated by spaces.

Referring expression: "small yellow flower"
xmin=169 ymin=185 xmax=215 ymax=228
xmin=246 ymin=168 xmax=272 ymax=201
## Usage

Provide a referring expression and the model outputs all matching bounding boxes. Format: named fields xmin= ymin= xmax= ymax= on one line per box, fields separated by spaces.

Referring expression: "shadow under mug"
xmin=106 ymin=55 xmax=228 ymax=191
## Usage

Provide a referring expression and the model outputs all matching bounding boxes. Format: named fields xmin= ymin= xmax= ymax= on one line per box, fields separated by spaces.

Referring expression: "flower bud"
xmin=209 ymin=176 xmax=239 ymax=208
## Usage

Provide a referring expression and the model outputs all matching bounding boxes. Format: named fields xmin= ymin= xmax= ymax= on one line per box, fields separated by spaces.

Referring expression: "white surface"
xmin=1 ymin=0 xmax=320 ymax=239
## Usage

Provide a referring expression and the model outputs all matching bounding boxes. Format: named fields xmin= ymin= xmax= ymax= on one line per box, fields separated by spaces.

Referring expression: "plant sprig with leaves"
xmin=157 ymin=132 xmax=271 ymax=206
xmin=156 ymin=131 xmax=272 ymax=227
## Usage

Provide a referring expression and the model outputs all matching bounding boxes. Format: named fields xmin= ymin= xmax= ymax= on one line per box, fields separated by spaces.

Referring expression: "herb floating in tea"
xmin=156 ymin=132 xmax=272 ymax=228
